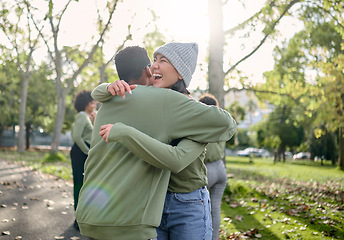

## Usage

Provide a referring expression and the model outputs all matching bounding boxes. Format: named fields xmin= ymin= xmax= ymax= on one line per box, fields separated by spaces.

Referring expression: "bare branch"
xmin=225 ymin=86 xmax=301 ymax=104
xmin=224 ymin=0 xmax=301 ymax=77
xmin=56 ymin=0 xmax=73 ymax=34
xmin=29 ymin=6 xmax=54 ymax=61
xmin=224 ymin=10 xmax=262 ymax=36
xmin=69 ymin=0 xmax=119 ymax=83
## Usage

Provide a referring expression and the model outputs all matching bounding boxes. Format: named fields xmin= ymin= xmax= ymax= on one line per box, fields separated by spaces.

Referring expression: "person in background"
xmin=199 ymin=93 xmax=228 ymax=240
xmin=70 ymin=90 xmax=96 ymax=230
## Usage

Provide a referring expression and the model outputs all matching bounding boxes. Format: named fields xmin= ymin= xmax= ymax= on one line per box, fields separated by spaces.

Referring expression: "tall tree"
xmin=0 ymin=1 xmax=40 ymax=152
xmin=25 ymin=63 xmax=56 ymax=148
xmin=255 ymin=2 xmax=344 ymax=168
xmin=207 ymin=0 xmax=302 ymax=107
xmin=0 ymin=56 xmax=20 ymax=145
xmin=30 ymin=0 xmax=119 ymax=153
xmin=207 ymin=0 xmax=343 ymax=168
xmin=315 ymin=54 xmax=344 ymax=169
xmin=208 ymin=0 xmax=225 ymax=108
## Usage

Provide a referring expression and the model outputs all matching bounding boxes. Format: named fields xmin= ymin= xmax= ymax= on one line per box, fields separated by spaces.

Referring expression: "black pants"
xmin=70 ymin=142 xmax=89 ymax=211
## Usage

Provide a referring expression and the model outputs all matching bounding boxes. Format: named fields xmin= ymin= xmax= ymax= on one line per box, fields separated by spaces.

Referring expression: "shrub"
xmin=228 ymin=180 xmax=253 ymax=198
xmin=41 ymin=152 xmax=67 ymax=163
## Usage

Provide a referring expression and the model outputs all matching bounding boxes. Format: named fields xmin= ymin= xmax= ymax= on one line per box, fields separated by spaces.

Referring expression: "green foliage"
xmin=26 ymin=63 xmax=57 ymax=132
xmin=143 ymin=26 xmax=167 ymax=59
xmin=0 ymin=57 xmax=21 ymax=134
xmin=225 ymin=101 xmax=246 ymax=122
xmin=36 ymin=164 xmax=71 ymax=179
xmin=309 ymin=126 xmax=338 ymax=162
xmin=237 ymin=129 xmax=250 ymax=147
xmin=227 ymin=180 xmax=254 ymax=198
xmin=253 ymin=106 xmax=305 ymax=151
xmin=41 ymin=151 xmax=67 ymax=163
xmin=254 ymin=2 xmax=344 ymax=163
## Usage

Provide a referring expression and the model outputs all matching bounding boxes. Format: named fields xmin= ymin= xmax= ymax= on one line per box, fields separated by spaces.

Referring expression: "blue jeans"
xmin=157 ymin=187 xmax=212 ymax=240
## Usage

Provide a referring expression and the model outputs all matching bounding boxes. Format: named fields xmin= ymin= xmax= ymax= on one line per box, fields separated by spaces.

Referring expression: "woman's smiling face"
xmin=151 ymin=53 xmax=182 ymax=89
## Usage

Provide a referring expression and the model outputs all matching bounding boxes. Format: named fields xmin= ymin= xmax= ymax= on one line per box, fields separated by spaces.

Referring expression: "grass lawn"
xmin=220 ymin=156 xmax=344 ymax=240
xmin=0 ymin=148 xmax=73 ymax=180
xmin=1 ymin=149 xmax=343 ymax=239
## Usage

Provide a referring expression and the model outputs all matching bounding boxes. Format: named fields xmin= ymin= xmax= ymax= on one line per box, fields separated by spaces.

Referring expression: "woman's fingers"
xmin=99 ymin=124 xmax=113 ymax=142
xmin=120 ymin=80 xmax=131 ymax=97
xmin=108 ymin=82 xmax=119 ymax=96
xmin=108 ymin=81 xmax=136 ymax=98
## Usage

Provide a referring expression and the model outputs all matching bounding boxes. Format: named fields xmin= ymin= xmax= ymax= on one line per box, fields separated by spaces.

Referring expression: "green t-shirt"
xmin=204 ymin=142 xmax=226 ymax=163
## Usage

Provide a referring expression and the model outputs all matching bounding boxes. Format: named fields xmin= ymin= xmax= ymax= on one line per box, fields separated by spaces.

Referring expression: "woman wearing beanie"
xmin=151 ymin=42 xmax=212 ymax=240
xmin=199 ymin=93 xmax=228 ymax=240
xmin=99 ymin=42 xmax=212 ymax=240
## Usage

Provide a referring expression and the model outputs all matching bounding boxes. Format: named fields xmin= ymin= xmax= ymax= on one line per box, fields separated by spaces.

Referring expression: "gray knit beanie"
xmin=153 ymin=42 xmax=198 ymax=87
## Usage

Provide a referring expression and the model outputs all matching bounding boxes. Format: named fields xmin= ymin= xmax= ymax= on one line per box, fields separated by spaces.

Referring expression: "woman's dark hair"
xmin=199 ymin=93 xmax=219 ymax=107
xmin=171 ymin=79 xmax=190 ymax=95
xmin=168 ymin=79 xmax=190 ymax=146
xmin=74 ymin=90 xmax=93 ymax=112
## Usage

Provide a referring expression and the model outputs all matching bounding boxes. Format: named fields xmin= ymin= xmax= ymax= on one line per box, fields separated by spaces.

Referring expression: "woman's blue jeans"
xmin=157 ymin=186 xmax=212 ymax=240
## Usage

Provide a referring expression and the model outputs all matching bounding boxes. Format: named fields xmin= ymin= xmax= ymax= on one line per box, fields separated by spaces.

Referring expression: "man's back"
xmin=76 ymin=85 xmax=236 ymax=240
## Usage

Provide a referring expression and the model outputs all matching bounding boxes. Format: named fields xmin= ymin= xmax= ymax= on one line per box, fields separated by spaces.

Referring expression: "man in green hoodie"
xmin=76 ymin=45 xmax=236 ymax=240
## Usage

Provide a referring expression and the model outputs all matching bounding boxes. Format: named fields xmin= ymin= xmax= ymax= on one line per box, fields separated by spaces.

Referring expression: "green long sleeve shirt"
xmin=108 ymin=123 xmax=206 ymax=174
xmin=204 ymin=142 xmax=226 ymax=163
xmin=109 ymin=122 xmax=208 ymax=193
xmin=76 ymin=84 xmax=236 ymax=240
xmin=71 ymin=111 xmax=93 ymax=154
xmin=93 ymin=83 xmax=221 ymax=192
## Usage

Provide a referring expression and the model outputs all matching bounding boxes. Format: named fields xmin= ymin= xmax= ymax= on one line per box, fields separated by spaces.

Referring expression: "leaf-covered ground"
xmin=1 ymin=149 xmax=343 ymax=239
xmin=219 ymin=157 xmax=344 ymax=240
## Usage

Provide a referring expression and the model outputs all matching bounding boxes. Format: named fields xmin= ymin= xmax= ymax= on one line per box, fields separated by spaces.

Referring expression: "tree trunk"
xmin=47 ymin=1 xmax=118 ymax=154
xmin=25 ymin=121 xmax=31 ymax=149
xmin=99 ymin=64 xmax=107 ymax=84
xmin=51 ymin=88 xmax=66 ymax=153
xmin=338 ymin=127 xmax=344 ymax=170
xmin=208 ymin=0 xmax=225 ymax=109
xmin=0 ymin=127 xmax=4 ymax=147
xmin=17 ymin=72 xmax=30 ymax=152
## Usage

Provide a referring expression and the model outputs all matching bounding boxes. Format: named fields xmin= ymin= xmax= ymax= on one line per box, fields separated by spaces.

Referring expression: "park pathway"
xmin=0 ymin=159 xmax=86 ymax=240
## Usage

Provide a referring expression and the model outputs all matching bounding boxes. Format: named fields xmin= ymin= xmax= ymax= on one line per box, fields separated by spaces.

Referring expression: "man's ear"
xmin=146 ymin=66 xmax=152 ymax=78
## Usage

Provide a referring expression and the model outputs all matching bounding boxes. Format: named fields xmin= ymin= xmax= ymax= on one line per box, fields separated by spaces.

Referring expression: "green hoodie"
xmin=76 ymin=84 xmax=236 ymax=240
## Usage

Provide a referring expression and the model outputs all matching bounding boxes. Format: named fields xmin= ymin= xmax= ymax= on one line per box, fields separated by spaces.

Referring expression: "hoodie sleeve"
xmin=91 ymin=83 xmax=113 ymax=102
xmin=107 ymin=122 xmax=206 ymax=173
xmin=163 ymin=90 xmax=237 ymax=143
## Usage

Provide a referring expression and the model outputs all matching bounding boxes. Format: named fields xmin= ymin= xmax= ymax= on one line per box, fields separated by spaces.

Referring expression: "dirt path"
xmin=0 ymin=159 xmax=86 ymax=240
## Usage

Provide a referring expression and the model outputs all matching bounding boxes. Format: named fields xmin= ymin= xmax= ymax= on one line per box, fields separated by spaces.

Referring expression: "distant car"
xmin=284 ymin=151 xmax=293 ymax=159
xmin=293 ymin=152 xmax=311 ymax=160
xmin=237 ymin=147 xmax=258 ymax=157
xmin=256 ymin=149 xmax=270 ymax=158
xmin=237 ymin=148 xmax=270 ymax=157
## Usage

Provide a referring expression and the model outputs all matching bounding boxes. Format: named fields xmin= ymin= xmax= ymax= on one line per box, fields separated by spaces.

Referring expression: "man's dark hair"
xmin=115 ymin=46 xmax=151 ymax=83
xmin=74 ymin=90 xmax=93 ymax=112
xmin=199 ymin=93 xmax=219 ymax=107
